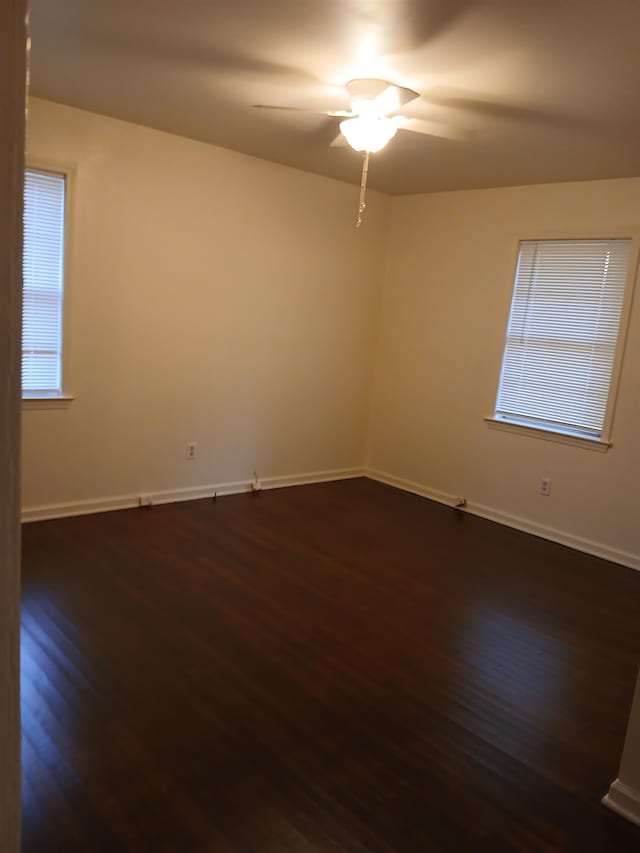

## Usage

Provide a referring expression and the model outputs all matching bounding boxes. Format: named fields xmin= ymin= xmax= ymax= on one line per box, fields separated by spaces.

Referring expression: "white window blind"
xmin=495 ymin=238 xmax=631 ymax=439
xmin=22 ymin=169 xmax=66 ymax=395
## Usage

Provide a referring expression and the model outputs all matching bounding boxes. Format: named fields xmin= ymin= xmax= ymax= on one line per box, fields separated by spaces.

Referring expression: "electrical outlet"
xmin=186 ymin=441 xmax=196 ymax=460
xmin=539 ymin=477 xmax=551 ymax=496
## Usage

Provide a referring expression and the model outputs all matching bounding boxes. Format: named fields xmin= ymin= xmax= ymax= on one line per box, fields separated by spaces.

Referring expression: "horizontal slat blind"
xmin=495 ymin=239 xmax=631 ymax=438
xmin=22 ymin=170 xmax=66 ymax=393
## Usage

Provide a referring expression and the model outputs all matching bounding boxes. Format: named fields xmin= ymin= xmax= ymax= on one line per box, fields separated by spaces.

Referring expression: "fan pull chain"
xmin=356 ymin=150 xmax=370 ymax=228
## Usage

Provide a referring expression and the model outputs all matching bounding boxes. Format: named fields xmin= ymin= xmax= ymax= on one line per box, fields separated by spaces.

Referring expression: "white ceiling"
xmin=29 ymin=0 xmax=640 ymax=195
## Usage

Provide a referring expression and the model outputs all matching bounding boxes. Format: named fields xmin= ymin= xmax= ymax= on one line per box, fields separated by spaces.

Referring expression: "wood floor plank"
xmin=21 ymin=478 xmax=640 ymax=851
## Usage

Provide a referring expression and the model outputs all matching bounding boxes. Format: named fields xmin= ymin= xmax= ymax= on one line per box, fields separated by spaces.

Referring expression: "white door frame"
xmin=0 ymin=0 xmax=26 ymax=850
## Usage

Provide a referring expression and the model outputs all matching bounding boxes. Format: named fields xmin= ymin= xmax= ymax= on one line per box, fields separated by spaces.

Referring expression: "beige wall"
xmin=23 ymin=99 xmax=389 ymax=511
xmin=0 ymin=0 xmax=25 ymax=849
xmin=367 ymin=179 xmax=640 ymax=567
xmin=22 ymin=101 xmax=640 ymax=570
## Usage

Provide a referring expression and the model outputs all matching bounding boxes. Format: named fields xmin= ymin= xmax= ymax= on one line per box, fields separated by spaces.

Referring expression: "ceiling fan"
xmin=255 ymin=78 xmax=469 ymax=226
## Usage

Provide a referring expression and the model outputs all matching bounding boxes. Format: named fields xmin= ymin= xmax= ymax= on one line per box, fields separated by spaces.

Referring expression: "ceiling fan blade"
xmin=377 ymin=0 xmax=474 ymax=54
xmin=419 ymin=88 xmax=601 ymax=134
xmin=346 ymin=79 xmax=420 ymax=116
xmin=371 ymin=85 xmax=420 ymax=116
xmin=345 ymin=78 xmax=389 ymax=100
xmin=330 ymin=133 xmax=349 ymax=148
xmin=395 ymin=116 xmax=473 ymax=142
xmin=253 ymin=104 xmax=353 ymax=117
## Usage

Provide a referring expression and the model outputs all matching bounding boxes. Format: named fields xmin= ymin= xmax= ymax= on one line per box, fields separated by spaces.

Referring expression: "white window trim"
xmin=22 ymin=159 xmax=76 ymax=407
xmin=484 ymin=416 xmax=611 ymax=452
xmin=22 ymin=394 xmax=75 ymax=411
xmin=487 ymin=228 xmax=640 ymax=450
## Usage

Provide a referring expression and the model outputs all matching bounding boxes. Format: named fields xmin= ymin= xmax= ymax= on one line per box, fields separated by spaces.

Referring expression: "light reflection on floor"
xmin=460 ymin=606 xmax=569 ymax=706
xmin=21 ymin=601 xmax=86 ymax=821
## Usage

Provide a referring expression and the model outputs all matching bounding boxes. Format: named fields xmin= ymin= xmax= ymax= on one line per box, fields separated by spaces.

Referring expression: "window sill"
xmin=22 ymin=395 xmax=74 ymax=411
xmin=484 ymin=417 xmax=611 ymax=453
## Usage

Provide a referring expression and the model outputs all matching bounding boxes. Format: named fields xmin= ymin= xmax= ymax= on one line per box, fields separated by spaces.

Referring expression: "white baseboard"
xmin=22 ymin=493 xmax=139 ymax=522
xmin=365 ymin=470 xmax=457 ymax=510
xmin=22 ymin=466 xmax=640 ymax=573
xmin=21 ymin=467 xmax=364 ymax=523
xmin=602 ymin=779 xmax=640 ymax=827
xmin=365 ymin=468 xmax=640 ymax=573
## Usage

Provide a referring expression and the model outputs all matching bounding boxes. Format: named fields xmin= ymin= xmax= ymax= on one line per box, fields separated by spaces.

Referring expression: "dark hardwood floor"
xmin=21 ymin=478 xmax=640 ymax=852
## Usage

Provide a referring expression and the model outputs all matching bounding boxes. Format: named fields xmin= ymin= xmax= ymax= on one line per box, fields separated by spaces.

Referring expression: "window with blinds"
xmin=22 ymin=169 xmax=66 ymax=395
xmin=494 ymin=238 xmax=632 ymax=441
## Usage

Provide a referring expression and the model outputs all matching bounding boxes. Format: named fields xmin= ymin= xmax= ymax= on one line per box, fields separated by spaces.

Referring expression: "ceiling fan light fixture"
xmin=339 ymin=116 xmax=397 ymax=153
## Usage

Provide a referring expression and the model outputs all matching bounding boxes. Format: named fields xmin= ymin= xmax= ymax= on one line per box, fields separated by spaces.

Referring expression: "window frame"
xmin=486 ymin=229 xmax=639 ymax=452
xmin=22 ymin=160 xmax=75 ymax=409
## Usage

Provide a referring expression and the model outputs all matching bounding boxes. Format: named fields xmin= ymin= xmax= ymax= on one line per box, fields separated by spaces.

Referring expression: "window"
xmin=22 ymin=169 xmax=66 ymax=397
xmin=492 ymin=238 xmax=634 ymax=446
